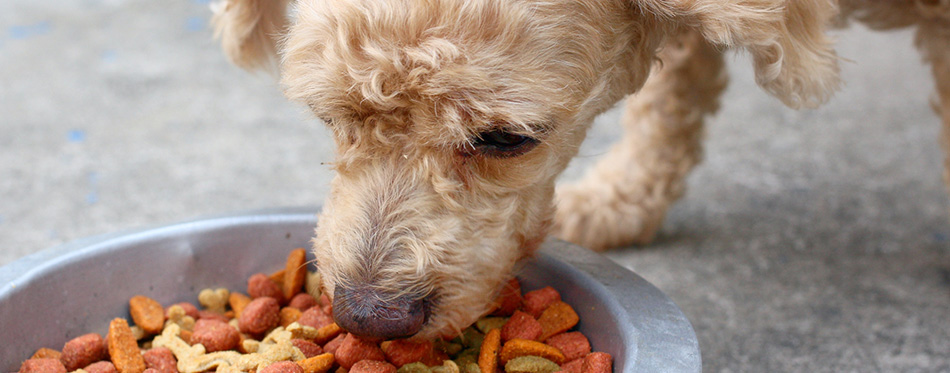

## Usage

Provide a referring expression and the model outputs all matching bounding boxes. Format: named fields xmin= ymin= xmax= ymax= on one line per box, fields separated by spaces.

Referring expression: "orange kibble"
xmin=478 ymin=328 xmax=501 ymax=373
xmin=129 ymin=295 xmax=165 ymax=335
xmin=312 ymin=322 xmax=343 ymax=345
xmin=269 ymin=269 xmax=286 ymax=286
xmin=499 ymin=338 xmax=566 ymax=365
xmin=283 ymin=248 xmax=308 ymax=300
xmin=297 ymin=353 xmax=335 ymax=373
xmin=107 ymin=318 xmax=146 ymax=373
xmin=30 ymin=347 xmax=61 ymax=360
xmin=280 ymin=307 xmax=303 ymax=327
xmin=229 ymin=292 xmax=252 ymax=318
xmin=537 ymin=301 xmax=579 ymax=342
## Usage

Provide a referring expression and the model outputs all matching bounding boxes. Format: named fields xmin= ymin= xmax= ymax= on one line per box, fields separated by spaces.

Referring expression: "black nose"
xmin=331 ymin=286 xmax=429 ymax=340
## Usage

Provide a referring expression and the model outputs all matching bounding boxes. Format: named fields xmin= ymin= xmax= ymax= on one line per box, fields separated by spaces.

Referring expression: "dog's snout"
xmin=331 ymin=286 xmax=430 ymax=341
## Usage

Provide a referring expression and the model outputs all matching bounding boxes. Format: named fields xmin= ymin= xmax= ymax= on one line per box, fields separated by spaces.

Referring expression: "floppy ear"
xmin=211 ymin=0 xmax=292 ymax=72
xmin=637 ymin=0 xmax=841 ymax=109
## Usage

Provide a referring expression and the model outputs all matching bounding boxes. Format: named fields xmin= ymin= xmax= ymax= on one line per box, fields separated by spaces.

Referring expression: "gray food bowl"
xmin=0 ymin=208 xmax=700 ymax=372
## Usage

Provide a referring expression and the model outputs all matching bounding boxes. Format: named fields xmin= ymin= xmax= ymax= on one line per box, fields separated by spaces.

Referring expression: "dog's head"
xmin=214 ymin=0 xmax=839 ymax=339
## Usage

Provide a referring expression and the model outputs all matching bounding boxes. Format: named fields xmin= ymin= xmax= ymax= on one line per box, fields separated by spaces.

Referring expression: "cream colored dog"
xmin=212 ymin=0 xmax=950 ymax=340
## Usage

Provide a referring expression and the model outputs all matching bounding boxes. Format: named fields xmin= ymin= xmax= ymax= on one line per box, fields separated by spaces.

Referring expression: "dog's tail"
xmin=211 ymin=0 xmax=291 ymax=73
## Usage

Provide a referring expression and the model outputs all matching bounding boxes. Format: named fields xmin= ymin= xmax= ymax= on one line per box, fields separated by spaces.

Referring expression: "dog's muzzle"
xmin=331 ymin=285 xmax=431 ymax=341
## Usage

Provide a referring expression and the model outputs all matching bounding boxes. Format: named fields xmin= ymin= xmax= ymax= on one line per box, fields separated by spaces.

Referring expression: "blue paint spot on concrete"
xmin=186 ymin=17 xmax=207 ymax=32
xmin=8 ymin=21 xmax=51 ymax=40
xmin=86 ymin=172 xmax=99 ymax=205
xmin=934 ymin=232 xmax=947 ymax=242
xmin=101 ymin=49 xmax=118 ymax=63
xmin=68 ymin=129 xmax=86 ymax=143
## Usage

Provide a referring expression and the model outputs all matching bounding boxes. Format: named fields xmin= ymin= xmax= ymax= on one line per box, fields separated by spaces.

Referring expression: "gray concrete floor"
xmin=2 ymin=1 xmax=949 ymax=371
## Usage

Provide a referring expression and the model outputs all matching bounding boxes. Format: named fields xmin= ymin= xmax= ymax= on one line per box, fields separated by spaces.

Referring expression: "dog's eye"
xmin=472 ymin=129 xmax=539 ymax=158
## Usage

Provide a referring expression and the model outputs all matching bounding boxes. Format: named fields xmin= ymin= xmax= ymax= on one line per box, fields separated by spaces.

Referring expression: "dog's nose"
xmin=331 ymin=286 xmax=429 ymax=341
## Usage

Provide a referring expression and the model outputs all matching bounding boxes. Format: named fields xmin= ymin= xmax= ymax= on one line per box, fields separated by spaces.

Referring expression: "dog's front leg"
xmin=553 ymin=29 xmax=727 ymax=251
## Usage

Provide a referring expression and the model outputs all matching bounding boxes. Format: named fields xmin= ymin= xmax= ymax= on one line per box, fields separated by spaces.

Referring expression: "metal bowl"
xmin=0 ymin=208 xmax=700 ymax=372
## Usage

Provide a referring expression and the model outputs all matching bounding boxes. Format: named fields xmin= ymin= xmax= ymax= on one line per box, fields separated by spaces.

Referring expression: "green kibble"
xmin=475 ymin=317 xmax=509 ymax=333
xmin=504 ymin=356 xmax=561 ymax=373
xmin=459 ymin=362 xmax=481 ymax=373
xmin=455 ymin=327 xmax=485 ymax=349
xmin=397 ymin=362 xmax=432 ymax=373
xmin=431 ymin=360 xmax=461 ymax=373
xmin=435 ymin=339 xmax=464 ymax=356
xmin=454 ymin=347 xmax=480 ymax=367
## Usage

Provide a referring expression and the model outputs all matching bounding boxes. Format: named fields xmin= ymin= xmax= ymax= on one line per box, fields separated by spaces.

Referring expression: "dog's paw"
xmin=552 ymin=182 xmax=663 ymax=251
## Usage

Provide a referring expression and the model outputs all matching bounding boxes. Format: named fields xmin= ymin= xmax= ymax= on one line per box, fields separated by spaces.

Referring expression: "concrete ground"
xmin=2 ymin=1 xmax=948 ymax=371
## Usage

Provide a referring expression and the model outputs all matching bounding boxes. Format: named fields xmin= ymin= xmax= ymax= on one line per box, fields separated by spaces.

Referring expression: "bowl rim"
xmin=0 ymin=207 xmax=700 ymax=372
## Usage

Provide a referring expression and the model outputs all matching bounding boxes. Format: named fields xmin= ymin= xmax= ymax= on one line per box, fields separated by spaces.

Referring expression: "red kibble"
xmin=259 ymin=361 xmax=303 ymax=373
xmin=544 ymin=332 xmax=591 ymax=362
xmin=291 ymin=339 xmax=324 ymax=358
xmin=491 ymin=278 xmax=523 ymax=316
xmin=191 ymin=319 xmax=241 ymax=352
xmin=523 ymin=286 xmax=561 ymax=318
xmin=238 ymin=297 xmax=281 ymax=335
xmin=334 ymin=334 xmax=386 ymax=369
xmin=142 ymin=347 xmax=177 ymax=373
xmin=166 ymin=302 xmax=200 ymax=319
xmin=248 ymin=273 xmax=285 ymax=303
xmin=582 ymin=352 xmax=613 ymax=373
xmin=19 ymin=359 xmax=66 ymax=373
xmin=288 ymin=293 xmax=319 ymax=311
xmin=380 ymin=339 xmax=434 ymax=367
xmin=500 ymin=310 xmax=542 ymax=342
xmin=60 ymin=333 xmax=107 ymax=371
xmin=297 ymin=306 xmax=334 ymax=329
xmin=350 ymin=360 xmax=396 ymax=373
xmin=323 ymin=333 xmax=346 ymax=355
xmin=83 ymin=361 xmax=117 ymax=373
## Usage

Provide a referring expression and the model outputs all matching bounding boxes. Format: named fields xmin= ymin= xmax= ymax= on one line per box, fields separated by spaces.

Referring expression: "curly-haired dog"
xmin=212 ymin=0 xmax=950 ymax=340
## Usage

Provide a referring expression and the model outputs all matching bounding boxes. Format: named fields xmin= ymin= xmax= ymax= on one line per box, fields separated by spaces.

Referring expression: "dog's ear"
xmin=637 ymin=0 xmax=841 ymax=109
xmin=211 ymin=0 xmax=292 ymax=73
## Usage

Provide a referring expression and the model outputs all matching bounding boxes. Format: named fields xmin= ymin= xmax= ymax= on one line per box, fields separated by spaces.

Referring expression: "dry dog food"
xmin=18 ymin=248 xmax=614 ymax=373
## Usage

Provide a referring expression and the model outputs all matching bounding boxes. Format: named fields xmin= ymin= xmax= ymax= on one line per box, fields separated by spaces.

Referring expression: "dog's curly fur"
xmin=213 ymin=0 xmax=950 ymax=339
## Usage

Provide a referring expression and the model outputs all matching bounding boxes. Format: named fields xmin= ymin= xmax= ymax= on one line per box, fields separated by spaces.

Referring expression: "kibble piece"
xmin=84 ymin=361 xmax=118 ymax=373
xmin=504 ymin=355 xmax=561 ymax=373
xmin=523 ymin=287 xmax=560 ymax=319
xmin=323 ymin=333 xmax=346 ymax=354
xmin=249 ymin=273 xmax=286 ymax=303
xmin=30 ymin=348 xmax=61 ymax=360
xmin=381 ymin=339 xmax=434 ymax=367
xmin=165 ymin=302 xmax=199 ymax=319
xmin=60 ymin=333 xmax=107 ymax=371
xmin=537 ymin=302 xmax=579 ymax=342
xmin=142 ymin=347 xmax=176 ymax=373
xmin=558 ymin=358 xmax=584 ymax=373
xmin=283 ymin=248 xmax=308 ymax=300
xmin=500 ymin=311 xmax=542 ymax=342
xmin=197 ymin=288 xmax=229 ymax=314
xmin=477 ymin=328 xmax=501 ymax=373
xmin=581 ymin=352 xmax=612 ymax=373
xmin=288 ymin=293 xmax=319 ymax=311
xmin=191 ymin=318 xmax=241 ymax=352
xmin=18 ymin=359 xmax=67 ymax=373
xmin=129 ymin=295 xmax=165 ymax=335
xmin=543 ymin=332 xmax=590 ymax=362
xmin=335 ymin=334 xmax=386 ymax=369
xmin=238 ymin=296 xmax=281 ymax=335
xmin=292 ymin=339 xmax=323 ymax=358
xmin=280 ymin=307 xmax=303 ymax=327
xmin=298 ymin=306 xmax=335 ymax=329
xmin=395 ymin=362 xmax=429 ymax=373
xmin=491 ymin=278 xmax=523 ymax=317
xmin=107 ymin=318 xmax=146 ymax=373
xmin=499 ymin=339 xmax=565 ymax=365
xmin=475 ymin=317 xmax=508 ymax=334
xmin=229 ymin=292 xmax=252 ymax=318
xmin=260 ymin=361 xmax=304 ymax=373
xmin=350 ymin=360 xmax=397 ymax=373
xmin=297 ymin=353 xmax=335 ymax=373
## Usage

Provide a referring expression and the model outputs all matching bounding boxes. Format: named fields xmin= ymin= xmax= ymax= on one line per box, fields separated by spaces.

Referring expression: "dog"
xmin=211 ymin=0 xmax=950 ymax=341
